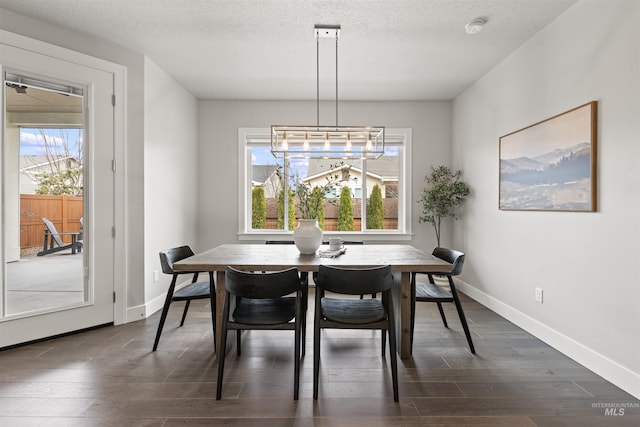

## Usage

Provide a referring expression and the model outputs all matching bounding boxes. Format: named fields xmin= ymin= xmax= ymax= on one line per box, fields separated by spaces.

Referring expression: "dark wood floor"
xmin=1 ymin=288 xmax=638 ymax=426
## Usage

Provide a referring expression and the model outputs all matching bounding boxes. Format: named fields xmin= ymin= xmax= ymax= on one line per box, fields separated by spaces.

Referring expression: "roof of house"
xmin=252 ymin=164 xmax=279 ymax=184
xmin=306 ymin=157 xmax=399 ymax=179
xmin=19 ymin=155 xmax=77 ymax=171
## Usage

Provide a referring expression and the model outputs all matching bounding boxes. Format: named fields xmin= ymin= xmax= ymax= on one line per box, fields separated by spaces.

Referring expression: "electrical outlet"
xmin=535 ymin=287 xmax=543 ymax=303
xmin=153 ymin=270 xmax=159 ymax=282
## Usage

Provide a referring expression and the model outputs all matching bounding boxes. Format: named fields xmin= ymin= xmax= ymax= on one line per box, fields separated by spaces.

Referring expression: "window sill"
xmin=238 ymin=231 xmax=414 ymax=242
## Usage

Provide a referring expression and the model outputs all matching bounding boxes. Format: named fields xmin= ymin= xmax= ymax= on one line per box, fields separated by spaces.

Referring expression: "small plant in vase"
xmin=417 ymin=165 xmax=470 ymax=247
xmin=291 ymin=163 xmax=348 ymax=254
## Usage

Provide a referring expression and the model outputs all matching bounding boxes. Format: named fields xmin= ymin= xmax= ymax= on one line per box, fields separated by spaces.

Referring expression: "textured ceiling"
xmin=0 ymin=0 xmax=577 ymax=101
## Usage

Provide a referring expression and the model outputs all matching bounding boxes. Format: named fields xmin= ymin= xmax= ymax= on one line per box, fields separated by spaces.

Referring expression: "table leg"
xmin=399 ymin=271 xmax=412 ymax=359
xmin=215 ymin=270 xmax=226 ymax=356
xmin=391 ymin=271 xmax=413 ymax=360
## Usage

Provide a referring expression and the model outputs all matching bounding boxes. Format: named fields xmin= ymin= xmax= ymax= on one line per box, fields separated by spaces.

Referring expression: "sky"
xmin=20 ymin=128 xmax=83 ymax=157
xmin=500 ymin=103 xmax=593 ymax=160
xmin=252 ymin=145 xmax=399 ymax=180
xmin=252 ymin=146 xmax=308 ymax=179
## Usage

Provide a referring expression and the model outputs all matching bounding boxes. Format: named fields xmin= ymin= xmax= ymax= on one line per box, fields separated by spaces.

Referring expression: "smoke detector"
xmin=465 ymin=18 xmax=487 ymax=35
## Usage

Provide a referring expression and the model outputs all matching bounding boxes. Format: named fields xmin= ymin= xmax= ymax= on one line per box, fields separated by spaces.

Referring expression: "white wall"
xmin=196 ymin=100 xmax=452 ymax=252
xmin=452 ymin=0 xmax=640 ymax=398
xmin=143 ymin=57 xmax=199 ymax=311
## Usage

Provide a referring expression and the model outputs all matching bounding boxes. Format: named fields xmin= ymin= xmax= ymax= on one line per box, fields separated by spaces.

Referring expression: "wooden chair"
xmin=410 ymin=247 xmax=475 ymax=354
xmin=313 ymin=264 xmax=398 ymax=402
xmin=264 ymin=240 xmax=309 ymax=355
xmin=153 ymin=246 xmax=216 ymax=351
xmin=37 ymin=217 xmax=82 ymax=256
xmin=217 ymin=266 xmax=306 ymax=400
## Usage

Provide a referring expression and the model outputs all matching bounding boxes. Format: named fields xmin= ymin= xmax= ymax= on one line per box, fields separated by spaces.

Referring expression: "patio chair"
xmin=37 ymin=217 xmax=83 ymax=256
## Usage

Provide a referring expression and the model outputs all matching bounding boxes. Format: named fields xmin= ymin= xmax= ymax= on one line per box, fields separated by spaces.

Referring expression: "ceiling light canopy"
xmin=465 ymin=17 xmax=487 ymax=35
xmin=271 ymin=24 xmax=385 ymax=160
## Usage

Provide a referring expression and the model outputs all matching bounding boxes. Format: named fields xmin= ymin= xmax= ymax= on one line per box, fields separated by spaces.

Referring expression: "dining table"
xmin=172 ymin=243 xmax=452 ymax=359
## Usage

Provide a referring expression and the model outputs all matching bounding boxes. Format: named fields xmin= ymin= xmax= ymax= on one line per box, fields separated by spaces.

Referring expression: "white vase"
xmin=293 ymin=219 xmax=323 ymax=255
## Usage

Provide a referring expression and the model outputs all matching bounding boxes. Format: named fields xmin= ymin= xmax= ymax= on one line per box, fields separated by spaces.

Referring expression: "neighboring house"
xmin=19 ymin=155 xmax=80 ymax=194
xmin=303 ymin=158 xmax=399 ymax=198
xmin=251 ymin=164 xmax=281 ymax=198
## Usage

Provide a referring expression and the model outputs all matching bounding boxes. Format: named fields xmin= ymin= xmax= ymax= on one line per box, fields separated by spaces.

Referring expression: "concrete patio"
xmin=5 ymin=251 xmax=84 ymax=316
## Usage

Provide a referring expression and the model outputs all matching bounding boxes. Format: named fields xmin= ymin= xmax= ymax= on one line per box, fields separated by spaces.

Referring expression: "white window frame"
xmin=238 ymin=127 xmax=412 ymax=241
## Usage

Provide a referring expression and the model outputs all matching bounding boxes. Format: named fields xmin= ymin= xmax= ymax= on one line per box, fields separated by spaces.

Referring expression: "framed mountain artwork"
xmin=499 ymin=101 xmax=597 ymax=211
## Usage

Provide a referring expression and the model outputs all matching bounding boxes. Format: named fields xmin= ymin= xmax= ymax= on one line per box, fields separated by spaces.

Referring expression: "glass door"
xmin=4 ymin=78 xmax=85 ymax=316
xmin=1 ymin=40 xmax=115 ymax=347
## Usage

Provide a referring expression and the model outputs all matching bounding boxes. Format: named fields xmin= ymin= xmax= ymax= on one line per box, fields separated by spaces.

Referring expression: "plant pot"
xmin=293 ymin=219 xmax=323 ymax=255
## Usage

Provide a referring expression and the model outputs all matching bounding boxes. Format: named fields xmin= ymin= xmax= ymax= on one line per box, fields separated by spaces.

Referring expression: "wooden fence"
xmin=262 ymin=197 xmax=398 ymax=231
xmin=20 ymin=194 xmax=83 ymax=250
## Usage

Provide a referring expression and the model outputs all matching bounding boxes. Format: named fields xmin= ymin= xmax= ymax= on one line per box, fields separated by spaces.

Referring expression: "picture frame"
xmin=499 ymin=101 xmax=597 ymax=211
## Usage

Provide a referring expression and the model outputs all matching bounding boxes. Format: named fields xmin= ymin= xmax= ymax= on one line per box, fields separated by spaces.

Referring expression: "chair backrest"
xmin=316 ymin=265 xmax=392 ymax=295
xmin=42 ymin=217 xmax=64 ymax=247
xmin=159 ymin=246 xmax=195 ymax=275
xmin=225 ymin=266 xmax=302 ymax=299
xmin=432 ymin=247 xmax=465 ymax=276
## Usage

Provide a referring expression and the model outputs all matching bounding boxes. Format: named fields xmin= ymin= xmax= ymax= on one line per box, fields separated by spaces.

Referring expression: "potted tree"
xmin=417 ymin=165 xmax=470 ymax=247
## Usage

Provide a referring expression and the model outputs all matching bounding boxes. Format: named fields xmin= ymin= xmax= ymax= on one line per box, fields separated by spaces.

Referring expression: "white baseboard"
xmin=126 ymin=303 xmax=147 ymax=323
xmin=126 ymin=279 xmax=193 ymax=323
xmin=456 ymin=279 xmax=640 ymax=400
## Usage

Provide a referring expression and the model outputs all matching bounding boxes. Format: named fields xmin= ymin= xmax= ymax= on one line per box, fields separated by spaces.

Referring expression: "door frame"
xmin=1 ymin=29 xmax=126 ymax=326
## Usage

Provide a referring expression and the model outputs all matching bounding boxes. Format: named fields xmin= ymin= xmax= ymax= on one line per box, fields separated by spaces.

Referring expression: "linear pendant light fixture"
xmin=271 ymin=24 xmax=385 ymax=160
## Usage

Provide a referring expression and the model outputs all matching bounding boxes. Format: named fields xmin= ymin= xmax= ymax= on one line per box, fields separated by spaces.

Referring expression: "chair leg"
xmin=209 ymin=272 xmax=216 ymax=352
xmin=152 ymin=277 xmax=177 ymax=351
xmin=301 ymin=284 xmax=308 ymax=357
xmin=216 ymin=298 xmax=231 ymax=399
xmin=449 ymin=279 xmax=475 ymax=354
xmin=410 ymin=273 xmax=416 ymax=351
xmin=179 ymin=300 xmax=191 ymax=326
xmin=381 ymin=329 xmax=386 ymax=357
xmin=313 ymin=298 xmax=321 ymax=400
xmin=436 ymin=302 xmax=449 ymax=328
xmin=293 ymin=306 xmax=301 ymax=400
xmin=234 ymin=296 xmax=242 ymax=355
xmin=386 ymin=293 xmax=399 ymax=402
xmin=300 ymin=312 xmax=306 ymax=357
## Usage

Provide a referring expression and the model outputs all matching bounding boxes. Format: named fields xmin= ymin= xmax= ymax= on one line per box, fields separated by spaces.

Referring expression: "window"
xmin=238 ymin=128 xmax=412 ymax=240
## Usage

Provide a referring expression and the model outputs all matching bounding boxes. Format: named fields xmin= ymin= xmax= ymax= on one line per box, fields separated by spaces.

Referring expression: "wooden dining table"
xmin=172 ymin=243 xmax=452 ymax=359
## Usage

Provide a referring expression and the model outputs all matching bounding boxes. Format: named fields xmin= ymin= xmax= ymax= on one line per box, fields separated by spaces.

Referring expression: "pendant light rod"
xmin=271 ymin=24 xmax=385 ymax=160
xmin=317 ymin=33 xmax=319 ymax=128
xmin=335 ymin=31 xmax=339 ymax=128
